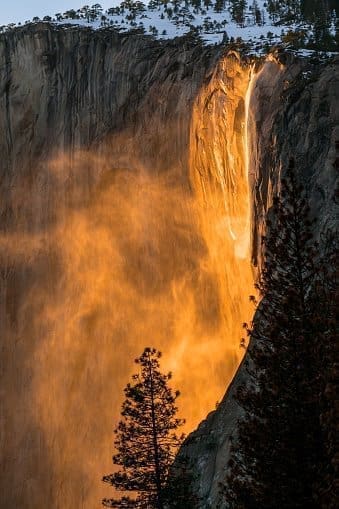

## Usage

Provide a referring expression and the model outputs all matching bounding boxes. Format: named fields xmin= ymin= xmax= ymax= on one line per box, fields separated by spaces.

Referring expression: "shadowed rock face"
xmin=0 ymin=24 xmax=218 ymax=175
xmin=249 ymin=55 xmax=339 ymax=267
xmin=0 ymin=23 xmax=338 ymax=509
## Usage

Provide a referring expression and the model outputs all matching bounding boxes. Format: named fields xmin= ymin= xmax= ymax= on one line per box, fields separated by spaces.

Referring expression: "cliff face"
xmin=249 ymin=54 xmax=339 ymax=266
xmin=0 ymin=25 xmax=253 ymax=509
xmin=0 ymin=25 xmax=217 ymax=174
xmin=0 ymin=24 xmax=337 ymax=509
xmin=0 ymin=25 xmax=212 ymax=509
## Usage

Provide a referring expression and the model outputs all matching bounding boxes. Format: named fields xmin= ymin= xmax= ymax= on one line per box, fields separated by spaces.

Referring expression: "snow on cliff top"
xmin=2 ymin=1 xmax=337 ymax=54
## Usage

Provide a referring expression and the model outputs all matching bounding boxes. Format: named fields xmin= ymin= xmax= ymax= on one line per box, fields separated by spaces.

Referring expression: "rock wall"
xmin=0 ymin=24 xmax=254 ymax=509
xmin=0 ymin=24 xmax=220 ymax=509
xmin=249 ymin=53 xmax=339 ymax=266
xmin=0 ymin=24 xmax=219 ymax=175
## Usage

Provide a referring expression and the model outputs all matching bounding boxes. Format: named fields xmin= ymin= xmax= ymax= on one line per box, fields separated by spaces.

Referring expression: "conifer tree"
xmin=230 ymin=0 xmax=247 ymax=26
xmin=251 ymin=1 xmax=262 ymax=25
xmin=214 ymin=0 xmax=225 ymax=13
xmin=313 ymin=232 xmax=338 ymax=508
xmin=103 ymin=347 xmax=195 ymax=509
xmin=222 ymin=160 xmax=337 ymax=508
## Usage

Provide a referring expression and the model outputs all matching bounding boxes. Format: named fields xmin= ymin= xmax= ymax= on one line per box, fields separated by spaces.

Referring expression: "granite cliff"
xmin=0 ymin=24 xmax=337 ymax=508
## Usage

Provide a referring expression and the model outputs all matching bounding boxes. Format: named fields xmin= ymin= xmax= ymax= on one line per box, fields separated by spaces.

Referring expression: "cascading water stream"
xmin=243 ymin=65 xmax=256 ymax=260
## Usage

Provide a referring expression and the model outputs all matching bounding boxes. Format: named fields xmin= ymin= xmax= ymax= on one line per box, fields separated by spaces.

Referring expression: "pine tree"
xmin=313 ymin=232 xmax=338 ymax=508
xmin=214 ymin=0 xmax=225 ymax=13
xmin=162 ymin=456 xmax=201 ymax=508
xmin=267 ymin=0 xmax=280 ymax=22
xmin=312 ymin=0 xmax=332 ymax=49
xmin=222 ymin=159 xmax=337 ymax=508
xmin=90 ymin=3 xmax=103 ymax=21
xmin=80 ymin=5 xmax=91 ymax=22
xmin=230 ymin=0 xmax=247 ymax=26
xmin=251 ymin=1 xmax=261 ymax=25
xmin=102 ymin=347 xmax=194 ymax=509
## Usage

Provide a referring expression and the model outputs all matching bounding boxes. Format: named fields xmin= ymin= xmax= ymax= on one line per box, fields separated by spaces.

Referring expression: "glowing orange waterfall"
xmin=244 ymin=64 xmax=256 ymax=259
xmin=188 ymin=53 xmax=255 ymax=397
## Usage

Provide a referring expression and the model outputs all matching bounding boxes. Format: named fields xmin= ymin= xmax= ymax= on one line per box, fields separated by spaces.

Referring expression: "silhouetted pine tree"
xmin=102 ymin=347 xmax=196 ymax=509
xmin=312 ymin=0 xmax=334 ymax=50
xmin=313 ymin=232 xmax=338 ymax=508
xmin=222 ymin=159 xmax=337 ymax=508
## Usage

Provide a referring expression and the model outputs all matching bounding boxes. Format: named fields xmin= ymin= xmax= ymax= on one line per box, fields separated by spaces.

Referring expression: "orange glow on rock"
xmin=2 ymin=54 xmax=257 ymax=507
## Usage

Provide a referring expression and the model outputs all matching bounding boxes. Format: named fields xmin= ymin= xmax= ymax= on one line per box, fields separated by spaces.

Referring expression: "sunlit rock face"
xmin=0 ymin=25 xmax=255 ymax=508
xmin=189 ymin=51 xmax=254 ymax=355
xmin=179 ymin=53 xmax=339 ymax=508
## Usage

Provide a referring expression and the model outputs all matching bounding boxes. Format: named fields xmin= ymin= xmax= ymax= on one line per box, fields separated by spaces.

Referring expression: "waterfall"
xmin=188 ymin=52 xmax=255 ymax=388
xmin=1 ymin=49 xmax=256 ymax=508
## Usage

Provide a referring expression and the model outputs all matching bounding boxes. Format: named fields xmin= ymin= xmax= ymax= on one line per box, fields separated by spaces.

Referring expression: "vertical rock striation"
xmin=249 ymin=54 xmax=339 ymax=265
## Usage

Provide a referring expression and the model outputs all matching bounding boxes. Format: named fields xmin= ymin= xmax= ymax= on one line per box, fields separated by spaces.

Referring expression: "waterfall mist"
xmin=1 ymin=49 xmax=256 ymax=508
